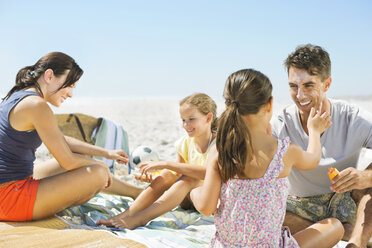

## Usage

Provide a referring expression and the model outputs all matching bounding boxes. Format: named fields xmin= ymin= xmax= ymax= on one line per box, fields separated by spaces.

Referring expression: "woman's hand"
xmin=106 ymin=149 xmax=129 ymax=164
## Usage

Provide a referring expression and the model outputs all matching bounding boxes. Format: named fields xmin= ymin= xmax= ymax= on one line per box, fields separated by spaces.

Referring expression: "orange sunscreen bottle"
xmin=328 ymin=167 xmax=339 ymax=181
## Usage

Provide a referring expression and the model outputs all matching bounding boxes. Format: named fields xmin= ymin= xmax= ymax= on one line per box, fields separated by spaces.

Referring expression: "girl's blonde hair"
xmin=180 ymin=93 xmax=217 ymax=132
xmin=217 ymin=69 xmax=272 ymax=182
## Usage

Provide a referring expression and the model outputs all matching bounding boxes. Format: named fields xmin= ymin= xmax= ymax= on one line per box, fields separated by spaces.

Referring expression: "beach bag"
xmin=55 ymin=113 xmax=99 ymax=144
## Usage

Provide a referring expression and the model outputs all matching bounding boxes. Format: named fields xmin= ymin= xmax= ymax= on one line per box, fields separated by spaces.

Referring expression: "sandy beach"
xmin=0 ymin=95 xmax=370 ymax=248
xmin=34 ymin=96 xmax=372 ymax=172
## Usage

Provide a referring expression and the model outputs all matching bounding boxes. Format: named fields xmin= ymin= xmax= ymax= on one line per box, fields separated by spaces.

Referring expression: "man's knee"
xmin=284 ymin=211 xmax=314 ymax=234
xmin=352 ymin=186 xmax=372 ymax=206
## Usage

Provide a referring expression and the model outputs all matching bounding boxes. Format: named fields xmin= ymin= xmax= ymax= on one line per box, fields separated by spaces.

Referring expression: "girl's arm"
xmin=289 ymin=107 xmax=332 ymax=170
xmin=160 ymin=156 xmax=207 ymax=179
xmin=139 ymin=154 xmax=207 ymax=180
xmin=190 ymin=146 xmax=221 ymax=216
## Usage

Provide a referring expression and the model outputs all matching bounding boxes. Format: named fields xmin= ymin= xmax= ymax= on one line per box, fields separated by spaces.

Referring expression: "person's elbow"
xmin=195 ymin=200 xmax=218 ymax=216
xmin=197 ymin=205 xmax=216 ymax=216
xmin=304 ymin=155 xmax=321 ymax=170
xmin=58 ymin=153 xmax=85 ymax=170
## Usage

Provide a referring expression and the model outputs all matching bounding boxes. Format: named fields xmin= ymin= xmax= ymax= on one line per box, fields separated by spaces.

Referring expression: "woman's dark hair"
xmin=4 ymin=52 xmax=83 ymax=99
xmin=217 ymin=69 xmax=272 ymax=182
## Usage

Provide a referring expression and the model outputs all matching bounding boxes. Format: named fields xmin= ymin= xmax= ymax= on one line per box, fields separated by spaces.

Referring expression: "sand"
xmin=7 ymin=96 xmax=372 ymax=248
xmin=35 ymin=96 xmax=372 ymax=171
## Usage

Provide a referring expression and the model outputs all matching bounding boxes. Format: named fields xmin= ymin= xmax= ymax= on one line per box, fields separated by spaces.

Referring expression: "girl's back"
xmin=212 ymin=137 xmax=298 ymax=247
xmin=191 ymin=69 xmax=341 ymax=248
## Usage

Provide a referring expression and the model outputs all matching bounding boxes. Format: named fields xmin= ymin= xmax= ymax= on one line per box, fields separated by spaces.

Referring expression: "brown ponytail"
xmin=4 ymin=52 xmax=83 ymax=99
xmin=217 ymin=69 xmax=272 ymax=182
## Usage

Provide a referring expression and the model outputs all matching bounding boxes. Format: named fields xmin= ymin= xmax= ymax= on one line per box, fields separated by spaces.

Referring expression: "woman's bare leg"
xmin=33 ymin=158 xmax=65 ymax=179
xmin=32 ymin=164 xmax=109 ymax=220
xmin=109 ymin=175 xmax=201 ymax=229
xmin=102 ymin=175 xmax=144 ymax=200
xmin=293 ymin=218 xmax=344 ymax=248
xmin=34 ymin=158 xmax=143 ymax=199
xmin=97 ymin=170 xmax=178 ymax=226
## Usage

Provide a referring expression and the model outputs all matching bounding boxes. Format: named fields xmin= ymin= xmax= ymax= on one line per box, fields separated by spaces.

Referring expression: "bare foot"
xmin=96 ymin=210 xmax=131 ymax=227
xmin=111 ymin=215 xmax=145 ymax=230
xmin=96 ymin=218 xmax=115 ymax=227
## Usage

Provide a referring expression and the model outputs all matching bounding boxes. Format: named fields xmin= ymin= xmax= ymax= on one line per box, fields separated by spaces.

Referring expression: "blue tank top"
xmin=0 ymin=90 xmax=42 ymax=184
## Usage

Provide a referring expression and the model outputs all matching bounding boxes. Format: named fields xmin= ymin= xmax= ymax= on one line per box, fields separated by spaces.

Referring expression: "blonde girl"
xmin=98 ymin=93 xmax=217 ymax=229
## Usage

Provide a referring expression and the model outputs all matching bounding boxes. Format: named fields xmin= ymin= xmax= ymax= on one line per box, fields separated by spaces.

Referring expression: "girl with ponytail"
xmin=190 ymin=69 xmax=344 ymax=247
xmin=0 ymin=52 xmax=142 ymax=222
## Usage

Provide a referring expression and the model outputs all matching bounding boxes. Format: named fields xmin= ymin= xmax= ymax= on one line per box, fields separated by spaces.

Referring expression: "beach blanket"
xmin=55 ymin=194 xmax=351 ymax=248
xmin=56 ymin=193 xmax=215 ymax=248
xmin=0 ymin=192 xmax=351 ymax=248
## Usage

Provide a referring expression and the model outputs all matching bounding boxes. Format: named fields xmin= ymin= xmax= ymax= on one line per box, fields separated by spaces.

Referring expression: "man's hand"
xmin=330 ymin=167 xmax=372 ymax=193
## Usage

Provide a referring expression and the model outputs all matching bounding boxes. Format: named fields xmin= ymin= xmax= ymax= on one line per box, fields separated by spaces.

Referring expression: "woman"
xmin=0 ymin=52 xmax=142 ymax=221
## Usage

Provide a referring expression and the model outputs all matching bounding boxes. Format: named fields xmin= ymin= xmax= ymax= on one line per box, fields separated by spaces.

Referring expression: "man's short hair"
xmin=284 ymin=44 xmax=331 ymax=81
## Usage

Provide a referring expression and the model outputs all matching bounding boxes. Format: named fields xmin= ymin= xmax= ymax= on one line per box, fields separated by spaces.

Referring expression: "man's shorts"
xmin=0 ymin=177 xmax=40 ymax=221
xmin=286 ymin=191 xmax=357 ymax=224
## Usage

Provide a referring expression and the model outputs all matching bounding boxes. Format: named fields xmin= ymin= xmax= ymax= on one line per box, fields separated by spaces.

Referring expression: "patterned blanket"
xmin=56 ymin=193 xmax=215 ymax=248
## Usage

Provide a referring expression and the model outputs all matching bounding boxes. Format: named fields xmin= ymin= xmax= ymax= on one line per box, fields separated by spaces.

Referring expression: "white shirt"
xmin=271 ymin=99 xmax=372 ymax=197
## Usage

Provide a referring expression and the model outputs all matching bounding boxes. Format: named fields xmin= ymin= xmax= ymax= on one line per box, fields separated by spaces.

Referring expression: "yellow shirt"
xmin=174 ymin=135 xmax=216 ymax=166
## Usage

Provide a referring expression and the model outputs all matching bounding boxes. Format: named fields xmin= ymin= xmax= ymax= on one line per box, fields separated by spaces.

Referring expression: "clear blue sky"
xmin=1 ymin=0 xmax=371 ymax=102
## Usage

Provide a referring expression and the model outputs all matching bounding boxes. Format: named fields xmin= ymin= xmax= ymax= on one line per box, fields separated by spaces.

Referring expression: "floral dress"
xmin=211 ymin=137 xmax=299 ymax=247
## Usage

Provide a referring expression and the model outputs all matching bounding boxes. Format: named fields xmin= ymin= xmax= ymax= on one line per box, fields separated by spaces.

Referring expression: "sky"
xmin=0 ymin=0 xmax=371 ymax=103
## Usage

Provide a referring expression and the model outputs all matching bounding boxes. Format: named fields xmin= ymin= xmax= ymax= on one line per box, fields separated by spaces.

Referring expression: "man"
xmin=271 ymin=44 xmax=372 ymax=247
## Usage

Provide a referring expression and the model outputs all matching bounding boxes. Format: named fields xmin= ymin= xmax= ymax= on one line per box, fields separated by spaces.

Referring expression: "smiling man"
xmin=271 ymin=44 xmax=372 ymax=247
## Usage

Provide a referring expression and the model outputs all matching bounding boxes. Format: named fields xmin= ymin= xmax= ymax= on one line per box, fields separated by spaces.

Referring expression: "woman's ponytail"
xmin=4 ymin=66 xmax=38 ymax=99
xmin=4 ymin=52 xmax=83 ymax=100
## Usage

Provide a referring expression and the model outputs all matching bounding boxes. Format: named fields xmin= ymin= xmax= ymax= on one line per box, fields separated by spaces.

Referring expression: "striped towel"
xmin=91 ymin=118 xmax=130 ymax=173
